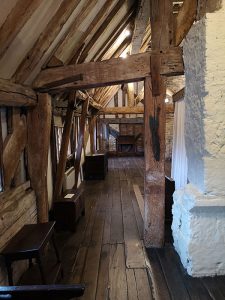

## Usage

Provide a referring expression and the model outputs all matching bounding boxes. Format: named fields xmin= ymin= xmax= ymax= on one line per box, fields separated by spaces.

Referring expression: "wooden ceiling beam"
xmin=33 ymin=48 xmax=184 ymax=92
xmin=174 ymin=0 xmax=197 ymax=46
xmin=14 ymin=0 xmax=81 ymax=83
xmin=99 ymin=117 xmax=144 ymax=124
xmin=68 ymin=0 xmax=116 ymax=64
xmin=0 ymin=0 xmax=42 ymax=60
xmin=99 ymin=106 xmax=144 ymax=115
xmin=53 ymin=0 xmax=99 ymax=63
xmin=78 ymin=0 xmax=125 ymax=63
xmin=94 ymin=7 xmax=135 ymax=62
xmin=172 ymin=87 xmax=185 ymax=102
xmin=0 ymin=79 xmax=37 ymax=107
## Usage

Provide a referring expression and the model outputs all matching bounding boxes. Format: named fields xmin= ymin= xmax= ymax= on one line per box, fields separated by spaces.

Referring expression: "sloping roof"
xmin=0 ymin=0 xmax=184 ymax=107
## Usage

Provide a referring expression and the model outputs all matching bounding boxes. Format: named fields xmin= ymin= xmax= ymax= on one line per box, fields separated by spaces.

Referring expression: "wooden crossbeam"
xmin=0 ymin=79 xmax=37 ymax=107
xmin=173 ymin=87 xmax=185 ymax=102
xmin=99 ymin=104 xmax=174 ymax=115
xmin=99 ymin=107 xmax=144 ymax=115
xmin=174 ymin=0 xmax=197 ymax=46
xmin=99 ymin=117 xmax=143 ymax=124
xmin=33 ymin=48 xmax=183 ymax=92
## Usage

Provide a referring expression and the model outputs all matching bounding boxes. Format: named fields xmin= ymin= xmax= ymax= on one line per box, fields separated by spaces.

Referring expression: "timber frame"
xmin=0 ymin=0 xmax=198 ymax=249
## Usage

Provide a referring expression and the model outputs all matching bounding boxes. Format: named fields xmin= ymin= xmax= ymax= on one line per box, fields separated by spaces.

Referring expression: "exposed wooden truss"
xmin=34 ymin=49 xmax=184 ymax=92
xmin=0 ymin=79 xmax=37 ymax=107
xmin=99 ymin=107 xmax=144 ymax=115
xmin=173 ymin=87 xmax=185 ymax=102
xmin=14 ymin=0 xmax=81 ymax=83
xmin=174 ymin=0 xmax=197 ymax=46
xmin=99 ymin=117 xmax=144 ymax=124
xmin=0 ymin=0 xmax=42 ymax=60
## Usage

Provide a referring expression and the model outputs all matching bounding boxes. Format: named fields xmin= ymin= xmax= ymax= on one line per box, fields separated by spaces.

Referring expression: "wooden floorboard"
xmin=50 ymin=157 xmax=225 ymax=300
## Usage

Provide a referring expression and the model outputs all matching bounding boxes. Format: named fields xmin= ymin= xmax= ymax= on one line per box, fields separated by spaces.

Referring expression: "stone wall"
xmin=172 ymin=1 xmax=225 ymax=276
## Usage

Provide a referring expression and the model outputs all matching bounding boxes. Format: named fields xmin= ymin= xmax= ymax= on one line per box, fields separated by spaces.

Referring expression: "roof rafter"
xmin=14 ymin=0 xmax=81 ymax=84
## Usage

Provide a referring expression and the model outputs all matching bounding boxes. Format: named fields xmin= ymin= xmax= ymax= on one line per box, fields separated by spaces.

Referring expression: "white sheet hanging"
xmin=171 ymin=99 xmax=188 ymax=189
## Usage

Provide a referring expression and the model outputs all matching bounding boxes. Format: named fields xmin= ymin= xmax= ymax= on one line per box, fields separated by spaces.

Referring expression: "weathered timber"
xmin=0 ymin=0 xmax=42 ymax=60
xmin=0 ymin=190 xmax=36 ymax=238
xmin=173 ymin=87 xmax=185 ymax=102
xmin=74 ymin=99 xmax=89 ymax=189
xmin=127 ymin=83 xmax=135 ymax=107
xmin=52 ymin=0 xmax=99 ymax=63
xmin=144 ymin=76 xmax=166 ymax=248
xmin=89 ymin=117 xmax=97 ymax=154
xmin=150 ymin=0 xmax=173 ymax=95
xmin=131 ymin=0 xmax=150 ymax=55
xmin=33 ymin=48 xmax=184 ymax=92
xmin=99 ymin=117 xmax=143 ymax=124
xmin=150 ymin=0 xmax=173 ymax=49
xmin=99 ymin=107 xmax=144 ymax=115
xmin=175 ymin=0 xmax=197 ymax=46
xmin=68 ymin=0 xmax=115 ymax=64
xmin=95 ymin=7 xmax=135 ymax=62
xmin=14 ymin=0 xmax=81 ymax=83
xmin=99 ymin=104 xmax=173 ymax=115
xmin=0 ymin=112 xmax=4 ymax=189
xmin=27 ymin=93 xmax=51 ymax=222
xmin=78 ymin=0 xmax=124 ymax=63
xmin=0 ymin=79 xmax=37 ymax=107
xmin=3 ymin=116 xmax=27 ymax=187
xmin=53 ymin=92 xmax=76 ymax=201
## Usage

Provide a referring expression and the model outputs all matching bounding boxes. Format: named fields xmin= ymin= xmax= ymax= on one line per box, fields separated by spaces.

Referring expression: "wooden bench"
xmin=1 ymin=222 xmax=61 ymax=286
xmin=0 ymin=284 xmax=85 ymax=299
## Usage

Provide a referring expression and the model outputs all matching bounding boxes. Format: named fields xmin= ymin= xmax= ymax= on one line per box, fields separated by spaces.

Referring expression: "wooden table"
xmin=1 ymin=222 xmax=61 ymax=286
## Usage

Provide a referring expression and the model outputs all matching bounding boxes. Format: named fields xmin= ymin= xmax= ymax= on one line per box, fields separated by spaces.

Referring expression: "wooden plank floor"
xmin=56 ymin=157 xmax=225 ymax=300
xmin=57 ymin=157 xmax=152 ymax=299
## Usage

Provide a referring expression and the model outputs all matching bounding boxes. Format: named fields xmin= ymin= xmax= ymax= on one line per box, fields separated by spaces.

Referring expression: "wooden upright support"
xmin=74 ymin=99 xmax=89 ymax=189
xmin=27 ymin=93 xmax=51 ymax=222
xmin=144 ymin=76 xmax=166 ymax=247
xmin=143 ymin=0 xmax=173 ymax=247
xmin=89 ymin=116 xmax=97 ymax=154
xmin=53 ymin=92 xmax=76 ymax=201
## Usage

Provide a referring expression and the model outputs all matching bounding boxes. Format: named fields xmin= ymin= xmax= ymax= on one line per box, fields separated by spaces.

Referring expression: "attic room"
xmin=0 ymin=0 xmax=225 ymax=299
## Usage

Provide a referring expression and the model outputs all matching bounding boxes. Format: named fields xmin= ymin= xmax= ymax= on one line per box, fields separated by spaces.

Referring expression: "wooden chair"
xmin=0 ymin=284 xmax=85 ymax=299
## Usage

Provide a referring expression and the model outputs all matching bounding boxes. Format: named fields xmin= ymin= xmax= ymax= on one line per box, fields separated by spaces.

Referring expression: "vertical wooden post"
xmin=50 ymin=115 xmax=57 ymax=185
xmin=0 ymin=110 xmax=4 ymax=191
xmin=53 ymin=92 xmax=76 ymax=201
xmin=27 ymin=93 xmax=51 ymax=223
xmin=74 ymin=99 xmax=89 ymax=189
xmin=144 ymin=76 xmax=166 ymax=247
xmin=89 ymin=116 xmax=96 ymax=154
xmin=143 ymin=0 xmax=173 ymax=247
